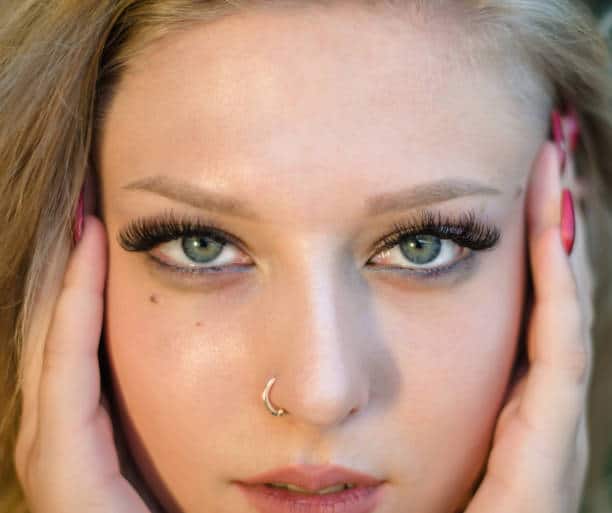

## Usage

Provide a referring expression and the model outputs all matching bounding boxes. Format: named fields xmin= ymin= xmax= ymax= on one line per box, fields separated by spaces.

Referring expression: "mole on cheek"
xmin=196 ymin=321 xmax=203 ymax=327
xmin=149 ymin=294 xmax=159 ymax=304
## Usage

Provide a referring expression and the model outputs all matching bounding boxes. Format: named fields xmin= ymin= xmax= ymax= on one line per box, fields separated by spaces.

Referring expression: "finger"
xmin=15 ymin=183 xmax=98 ymax=480
xmin=15 ymin=229 xmax=85 ymax=482
xmin=14 ymin=289 xmax=59 ymax=484
xmin=520 ymin=141 xmax=591 ymax=457
xmin=464 ymin=143 xmax=591 ymax=513
xmin=563 ymin=157 xmax=595 ymax=335
xmin=37 ymin=215 xmax=108 ymax=436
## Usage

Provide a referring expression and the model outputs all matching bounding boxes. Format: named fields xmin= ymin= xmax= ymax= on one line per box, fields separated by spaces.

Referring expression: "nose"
xmin=264 ymin=255 xmax=373 ymax=429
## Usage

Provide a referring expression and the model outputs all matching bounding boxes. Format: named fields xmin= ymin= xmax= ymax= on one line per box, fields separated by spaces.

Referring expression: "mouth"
xmin=235 ymin=482 xmax=386 ymax=513
xmin=234 ymin=464 xmax=387 ymax=513
xmin=263 ymin=481 xmax=358 ymax=494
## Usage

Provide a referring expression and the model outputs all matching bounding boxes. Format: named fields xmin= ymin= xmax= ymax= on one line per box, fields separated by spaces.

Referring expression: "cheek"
xmin=382 ymin=221 xmax=526 ymax=506
xmin=102 ymin=249 xmax=253 ymax=493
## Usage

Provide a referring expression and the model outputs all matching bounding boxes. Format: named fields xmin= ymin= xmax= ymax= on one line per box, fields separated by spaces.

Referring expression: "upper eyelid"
xmin=117 ymin=214 xmax=248 ymax=252
xmin=371 ymin=214 xmax=501 ymax=255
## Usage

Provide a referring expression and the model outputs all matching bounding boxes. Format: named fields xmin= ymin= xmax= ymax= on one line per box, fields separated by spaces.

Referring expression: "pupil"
xmin=399 ymin=235 xmax=442 ymax=264
xmin=182 ymin=236 xmax=224 ymax=263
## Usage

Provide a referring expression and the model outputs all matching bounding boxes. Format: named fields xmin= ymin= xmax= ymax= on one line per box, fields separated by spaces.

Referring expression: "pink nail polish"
xmin=561 ymin=188 xmax=575 ymax=256
xmin=73 ymin=187 xmax=85 ymax=245
xmin=551 ymin=110 xmax=567 ymax=175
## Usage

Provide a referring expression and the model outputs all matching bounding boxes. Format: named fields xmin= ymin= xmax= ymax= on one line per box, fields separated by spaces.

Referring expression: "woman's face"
xmin=98 ymin=5 xmax=549 ymax=513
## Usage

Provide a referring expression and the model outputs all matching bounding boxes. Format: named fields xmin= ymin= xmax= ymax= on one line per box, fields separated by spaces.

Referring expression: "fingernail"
xmin=561 ymin=188 xmax=575 ymax=256
xmin=551 ymin=110 xmax=567 ymax=175
xmin=73 ymin=186 xmax=85 ymax=246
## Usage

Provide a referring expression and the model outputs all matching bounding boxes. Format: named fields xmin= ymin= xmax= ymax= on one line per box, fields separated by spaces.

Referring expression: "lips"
xmin=235 ymin=465 xmax=387 ymax=513
xmin=236 ymin=463 xmax=386 ymax=492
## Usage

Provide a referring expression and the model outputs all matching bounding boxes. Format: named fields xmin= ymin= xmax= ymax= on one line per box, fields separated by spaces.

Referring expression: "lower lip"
xmin=236 ymin=483 xmax=386 ymax=513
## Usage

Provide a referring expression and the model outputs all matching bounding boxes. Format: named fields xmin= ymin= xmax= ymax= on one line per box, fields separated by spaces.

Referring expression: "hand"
xmin=13 ymin=215 xmax=154 ymax=513
xmin=463 ymin=141 xmax=594 ymax=513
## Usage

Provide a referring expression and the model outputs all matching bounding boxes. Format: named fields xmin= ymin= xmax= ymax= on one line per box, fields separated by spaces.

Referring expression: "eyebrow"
xmin=122 ymin=175 xmax=502 ymax=220
xmin=366 ymin=178 xmax=501 ymax=216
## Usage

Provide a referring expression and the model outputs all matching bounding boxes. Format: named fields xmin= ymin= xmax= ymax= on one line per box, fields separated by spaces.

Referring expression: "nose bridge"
xmin=272 ymin=250 xmax=371 ymax=428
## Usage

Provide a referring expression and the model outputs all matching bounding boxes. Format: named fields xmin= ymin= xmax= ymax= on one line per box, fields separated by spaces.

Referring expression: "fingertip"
xmin=64 ymin=215 xmax=108 ymax=292
xmin=526 ymin=141 xmax=562 ymax=238
xmin=530 ymin=224 xmax=578 ymax=305
xmin=85 ymin=215 xmax=108 ymax=248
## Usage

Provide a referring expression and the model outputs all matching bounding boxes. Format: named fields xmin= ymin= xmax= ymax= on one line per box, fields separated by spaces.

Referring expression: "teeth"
xmin=267 ymin=482 xmax=356 ymax=495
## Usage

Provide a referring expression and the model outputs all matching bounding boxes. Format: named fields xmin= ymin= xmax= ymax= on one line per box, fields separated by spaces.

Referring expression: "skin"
xmin=14 ymin=4 xmax=594 ymax=513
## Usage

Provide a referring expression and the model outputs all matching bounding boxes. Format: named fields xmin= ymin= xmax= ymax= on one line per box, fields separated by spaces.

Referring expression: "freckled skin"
xmin=99 ymin=4 xmax=549 ymax=513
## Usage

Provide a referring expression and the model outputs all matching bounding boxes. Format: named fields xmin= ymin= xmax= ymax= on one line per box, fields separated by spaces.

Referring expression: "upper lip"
xmin=237 ymin=464 xmax=386 ymax=492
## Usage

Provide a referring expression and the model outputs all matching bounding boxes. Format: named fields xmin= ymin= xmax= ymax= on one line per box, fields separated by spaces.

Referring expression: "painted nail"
xmin=73 ymin=186 xmax=85 ymax=245
xmin=551 ymin=110 xmax=567 ymax=175
xmin=561 ymin=188 xmax=575 ymax=256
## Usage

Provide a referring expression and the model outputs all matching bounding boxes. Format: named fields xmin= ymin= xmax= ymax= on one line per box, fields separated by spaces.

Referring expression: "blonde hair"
xmin=1 ymin=1 xmax=611 ymax=512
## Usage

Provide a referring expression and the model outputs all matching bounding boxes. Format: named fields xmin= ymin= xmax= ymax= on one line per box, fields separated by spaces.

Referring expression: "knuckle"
xmin=540 ymin=294 xmax=591 ymax=384
xmin=558 ymin=295 xmax=583 ymax=330
xmin=541 ymin=276 xmax=579 ymax=311
xmin=559 ymin=266 xmax=580 ymax=298
xmin=560 ymin=341 xmax=591 ymax=385
xmin=533 ymin=301 xmax=592 ymax=385
xmin=41 ymin=342 xmax=65 ymax=376
xmin=48 ymin=289 xmax=74 ymax=331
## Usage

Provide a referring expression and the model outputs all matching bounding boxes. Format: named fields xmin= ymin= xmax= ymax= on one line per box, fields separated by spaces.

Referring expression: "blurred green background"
xmin=584 ymin=0 xmax=612 ymax=505
xmin=589 ymin=0 xmax=611 ymax=14
xmin=583 ymin=3 xmax=612 ymax=513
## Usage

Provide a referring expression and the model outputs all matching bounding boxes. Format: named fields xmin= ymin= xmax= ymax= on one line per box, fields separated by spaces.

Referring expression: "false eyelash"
xmin=372 ymin=208 xmax=501 ymax=256
xmin=117 ymin=210 xmax=241 ymax=252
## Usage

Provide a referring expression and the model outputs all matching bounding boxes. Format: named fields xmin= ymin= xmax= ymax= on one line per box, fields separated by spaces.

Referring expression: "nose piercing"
xmin=263 ymin=377 xmax=288 ymax=417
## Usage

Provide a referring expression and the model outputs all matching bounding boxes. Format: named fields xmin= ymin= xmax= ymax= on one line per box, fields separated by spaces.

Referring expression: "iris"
xmin=182 ymin=236 xmax=224 ymax=263
xmin=399 ymin=235 xmax=442 ymax=265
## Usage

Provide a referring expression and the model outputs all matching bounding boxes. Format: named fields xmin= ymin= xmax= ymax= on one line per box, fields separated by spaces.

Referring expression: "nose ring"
xmin=263 ymin=376 xmax=288 ymax=417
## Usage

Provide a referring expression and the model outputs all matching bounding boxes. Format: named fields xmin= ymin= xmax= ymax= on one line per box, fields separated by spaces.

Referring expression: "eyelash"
xmin=117 ymin=208 xmax=501 ymax=280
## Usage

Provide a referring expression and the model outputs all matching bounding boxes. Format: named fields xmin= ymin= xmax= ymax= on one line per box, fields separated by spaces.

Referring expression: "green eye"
xmin=399 ymin=235 xmax=442 ymax=265
xmin=182 ymin=236 xmax=225 ymax=263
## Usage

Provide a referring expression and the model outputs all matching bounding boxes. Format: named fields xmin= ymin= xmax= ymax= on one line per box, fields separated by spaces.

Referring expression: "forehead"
xmin=100 ymin=4 xmax=549 ymax=222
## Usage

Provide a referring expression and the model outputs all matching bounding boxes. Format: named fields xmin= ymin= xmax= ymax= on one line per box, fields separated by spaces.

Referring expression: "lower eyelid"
xmin=147 ymin=250 xmax=478 ymax=287
xmin=148 ymin=253 xmax=252 ymax=274
xmin=143 ymin=258 xmax=255 ymax=296
xmin=410 ymin=251 xmax=478 ymax=280
xmin=366 ymin=250 xmax=477 ymax=279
